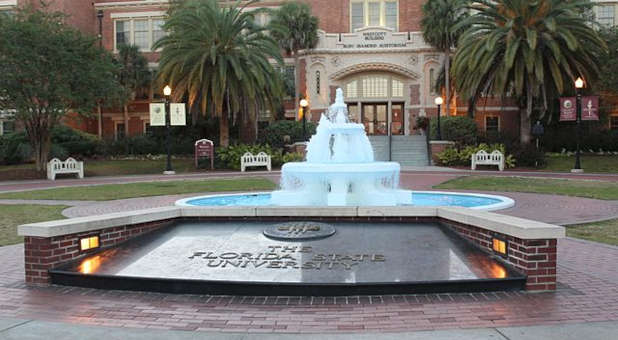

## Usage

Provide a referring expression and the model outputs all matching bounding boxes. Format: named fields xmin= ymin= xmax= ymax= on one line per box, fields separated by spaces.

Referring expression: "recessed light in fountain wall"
xmin=492 ymin=237 xmax=508 ymax=258
xmin=80 ymin=236 xmax=100 ymax=251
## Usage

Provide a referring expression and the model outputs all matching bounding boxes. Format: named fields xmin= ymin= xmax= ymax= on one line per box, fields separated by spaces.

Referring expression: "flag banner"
xmin=559 ymin=97 xmax=576 ymax=121
xmin=170 ymin=103 xmax=186 ymax=126
xmin=149 ymin=103 xmax=166 ymax=126
xmin=581 ymin=96 xmax=599 ymax=121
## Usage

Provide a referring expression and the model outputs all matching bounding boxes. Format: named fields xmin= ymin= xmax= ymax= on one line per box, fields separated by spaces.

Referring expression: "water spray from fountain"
xmin=271 ymin=88 xmax=412 ymax=206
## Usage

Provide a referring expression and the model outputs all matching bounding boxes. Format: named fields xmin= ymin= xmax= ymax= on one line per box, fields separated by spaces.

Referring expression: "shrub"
xmin=429 ymin=116 xmax=477 ymax=146
xmin=282 ymin=152 xmax=305 ymax=163
xmin=435 ymin=143 xmax=515 ymax=168
xmin=215 ymin=144 xmax=284 ymax=170
xmin=51 ymin=125 xmax=101 ymax=157
xmin=510 ymin=143 xmax=546 ymax=167
xmin=258 ymin=120 xmax=316 ymax=148
xmin=0 ymin=132 xmax=32 ymax=165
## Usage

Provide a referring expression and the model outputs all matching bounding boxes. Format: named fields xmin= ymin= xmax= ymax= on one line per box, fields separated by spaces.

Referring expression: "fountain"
xmin=270 ymin=88 xmax=413 ymax=206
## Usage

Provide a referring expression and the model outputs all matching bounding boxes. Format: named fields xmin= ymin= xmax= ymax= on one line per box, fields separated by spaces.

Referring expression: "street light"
xmin=434 ymin=96 xmax=444 ymax=140
xmin=572 ymin=77 xmax=584 ymax=173
xmin=300 ymin=98 xmax=309 ymax=141
xmin=163 ymin=85 xmax=174 ymax=175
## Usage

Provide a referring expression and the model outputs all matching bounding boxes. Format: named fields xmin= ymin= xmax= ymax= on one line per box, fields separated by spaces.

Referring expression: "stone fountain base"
xmin=271 ymin=161 xmax=412 ymax=206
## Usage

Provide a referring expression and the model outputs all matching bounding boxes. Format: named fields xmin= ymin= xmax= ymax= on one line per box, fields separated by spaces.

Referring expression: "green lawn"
xmin=0 ymin=158 xmax=199 ymax=177
xmin=544 ymin=155 xmax=618 ymax=173
xmin=435 ymin=176 xmax=618 ymax=200
xmin=0 ymin=177 xmax=276 ymax=201
xmin=567 ymin=219 xmax=618 ymax=246
xmin=0 ymin=205 xmax=67 ymax=246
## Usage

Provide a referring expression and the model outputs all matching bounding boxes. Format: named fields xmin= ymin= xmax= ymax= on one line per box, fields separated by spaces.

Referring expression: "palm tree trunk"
xmin=294 ymin=53 xmax=300 ymax=120
xmin=445 ymin=47 xmax=451 ymax=116
xmin=97 ymin=104 xmax=102 ymax=139
xmin=219 ymin=107 xmax=229 ymax=147
xmin=520 ymin=86 xmax=533 ymax=144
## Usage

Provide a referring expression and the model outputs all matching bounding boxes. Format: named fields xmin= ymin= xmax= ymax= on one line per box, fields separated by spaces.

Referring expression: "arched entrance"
xmin=341 ymin=73 xmax=407 ymax=136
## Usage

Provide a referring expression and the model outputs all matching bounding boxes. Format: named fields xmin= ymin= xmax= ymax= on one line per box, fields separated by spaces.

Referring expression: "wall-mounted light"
xmin=492 ymin=237 xmax=508 ymax=257
xmin=80 ymin=236 xmax=100 ymax=251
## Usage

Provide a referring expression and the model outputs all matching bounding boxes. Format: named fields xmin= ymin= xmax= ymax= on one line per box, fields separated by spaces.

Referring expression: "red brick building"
xmin=1 ymin=0 xmax=524 ymax=140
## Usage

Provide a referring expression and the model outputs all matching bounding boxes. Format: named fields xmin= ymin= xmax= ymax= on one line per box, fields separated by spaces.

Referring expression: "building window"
xmin=351 ymin=2 xmax=365 ymax=31
xmin=485 ymin=116 xmax=500 ymax=133
xmin=346 ymin=80 xmax=359 ymax=98
xmin=429 ymin=68 xmax=437 ymax=95
xmin=115 ymin=20 xmax=130 ymax=47
xmin=611 ymin=115 xmax=618 ymax=130
xmin=0 ymin=120 xmax=15 ymax=135
xmin=597 ymin=5 xmax=615 ymax=27
xmin=344 ymin=75 xmax=403 ymax=99
xmin=392 ymin=79 xmax=403 ymax=98
xmin=350 ymin=1 xmax=398 ymax=31
xmin=363 ymin=76 xmax=388 ymax=98
xmin=115 ymin=123 xmax=126 ymax=140
xmin=114 ymin=17 xmax=166 ymax=51
xmin=316 ymin=71 xmax=321 ymax=94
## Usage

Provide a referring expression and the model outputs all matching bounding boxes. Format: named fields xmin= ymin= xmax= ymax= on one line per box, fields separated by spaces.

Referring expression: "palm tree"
xmin=154 ymin=0 xmax=283 ymax=147
xmin=421 ymin=0 xmax=468 ymax=117
xmin=116 ymin=44 xmax=150 ymax=137
xmin=452 ymin=0 xmax=606 ymax=143
xmin=270 ymin=1 xmax=319 ymax=119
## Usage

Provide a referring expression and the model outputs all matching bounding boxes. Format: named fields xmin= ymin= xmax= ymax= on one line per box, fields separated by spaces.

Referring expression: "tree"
xmin=116 ymin=44 xmax=151 ymax=138
xmin=421 ymin=0 xmax=468 ymax=117
xmin=155 ymin=0 xmax=283 ymax=147
xmin=452 ymin=0 xmax=606 ymax=144
xmin=270 ymin=1 xmax=319 ymax=120
xmin=597 ymin=28 xmax=618 ymax=93
xmin=0 ymin=6 xmax=122 ymax=171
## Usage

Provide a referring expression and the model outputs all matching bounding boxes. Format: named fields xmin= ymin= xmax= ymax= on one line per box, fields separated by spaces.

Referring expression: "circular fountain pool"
xmin=176 ymin=191 xmax=514 ymax=211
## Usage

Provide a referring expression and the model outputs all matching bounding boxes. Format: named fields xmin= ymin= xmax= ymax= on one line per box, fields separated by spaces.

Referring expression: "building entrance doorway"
xmin=347 ymin=102 xmax=405 ymax=136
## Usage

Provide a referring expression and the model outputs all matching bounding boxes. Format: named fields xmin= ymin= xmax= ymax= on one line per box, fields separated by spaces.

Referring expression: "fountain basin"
xmin=175 ymin=191 xmax=515 ymax=211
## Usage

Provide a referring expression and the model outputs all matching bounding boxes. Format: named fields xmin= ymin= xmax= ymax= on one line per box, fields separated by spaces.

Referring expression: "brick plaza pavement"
xmin=1 ymin=169 xmax=617 ymax=334
xmin=0 ymin=237 xmax=616 ymax=333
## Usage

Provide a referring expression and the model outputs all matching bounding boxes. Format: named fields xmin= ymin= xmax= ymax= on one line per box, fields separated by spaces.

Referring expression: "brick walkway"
xmin=0 ymin=238 xmax=616 ymax=333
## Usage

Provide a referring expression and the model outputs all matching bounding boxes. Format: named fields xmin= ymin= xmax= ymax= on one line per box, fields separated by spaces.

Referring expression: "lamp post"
xmin=300 ymin=98 xmax=309 ymax=141
xmin=163 ymin=85 xmax=174 ymax=175
xmin=434 ymin=96 xmax=444 ymax=140
xmin=572 ymin=77 xmax=584 ymax=173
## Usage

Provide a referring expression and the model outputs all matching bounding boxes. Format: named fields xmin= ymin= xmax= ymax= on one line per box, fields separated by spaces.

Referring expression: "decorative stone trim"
xmin=330 ymin=62 xmax=420 ymax=80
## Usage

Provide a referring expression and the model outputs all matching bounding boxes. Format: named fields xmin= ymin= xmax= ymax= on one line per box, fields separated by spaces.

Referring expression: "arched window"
xmin=316 ymin=70 xmax=321 ymax=94
xmin=343 ymin=74 xmax=404 ymax=99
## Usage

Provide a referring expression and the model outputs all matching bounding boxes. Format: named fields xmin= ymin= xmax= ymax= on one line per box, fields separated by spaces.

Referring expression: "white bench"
xmin=241 ymin=152 xmax=271 ymax=172
xmin=47 ymin=157 xmax=84 ymax=180
xmin=471 ymin=150 xmax=504 ymax=171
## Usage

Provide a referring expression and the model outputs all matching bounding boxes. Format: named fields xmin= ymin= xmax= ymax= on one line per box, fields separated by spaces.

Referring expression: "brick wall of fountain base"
xmin=440 ymin=220 xmax=557 ymax=291
xmin=23 ymin=216 xmax=558 ymax=292
xmin=24 ymin=219 xmax=174 ymax=285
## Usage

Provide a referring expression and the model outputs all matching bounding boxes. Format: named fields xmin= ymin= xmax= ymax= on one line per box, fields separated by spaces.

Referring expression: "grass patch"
xmin=0 ymin=177 xmax=276 ymax=201
xmin=567 ymin=219 xmax=618 ymax=246
xmin=544 ymin=155 xmax=618 ymax=173
xmin=0 ymin=158 xmax=200 ymax=178
xmin=435 ymin=176 xmax=618 ymax=200
xmin=0 ymin=205 xmax=67 ymax=246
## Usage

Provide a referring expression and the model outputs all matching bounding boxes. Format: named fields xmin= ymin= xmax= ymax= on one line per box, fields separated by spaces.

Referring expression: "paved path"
xmin=0 ymin=318 xmax=616 ymax=339
xmin=0 ymin=237 xmax=616 ymax=334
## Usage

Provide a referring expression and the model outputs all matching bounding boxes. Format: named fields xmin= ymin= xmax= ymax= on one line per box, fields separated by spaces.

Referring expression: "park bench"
xmin=47 ymin=157 xmax=84 ymax=180
xmin=471 ymin=150 xmax=504 ymax=171
xmin=241 ymin=152 xmax=271 ymax=172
